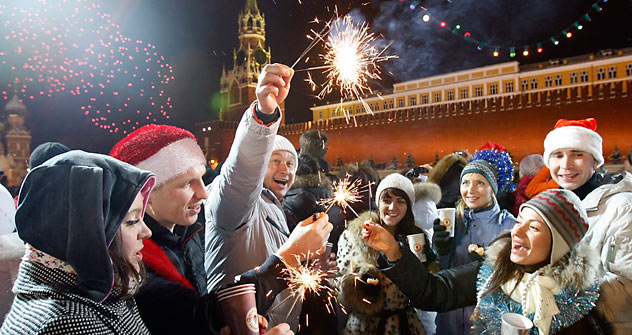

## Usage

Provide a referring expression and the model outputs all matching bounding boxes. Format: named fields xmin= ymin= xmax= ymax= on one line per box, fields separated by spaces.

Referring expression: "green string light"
xmin=401 ymin=0 xmax=607 ymax=57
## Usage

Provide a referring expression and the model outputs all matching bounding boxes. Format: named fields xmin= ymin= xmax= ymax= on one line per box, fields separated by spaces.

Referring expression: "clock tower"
xmin=219 ymin=0 xmax=285 ymax=123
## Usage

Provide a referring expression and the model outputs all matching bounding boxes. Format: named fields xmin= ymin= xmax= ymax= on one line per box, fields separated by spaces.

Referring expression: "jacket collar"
xmin=262 ymin=188 xmax=283 ymax=208
xmin=144 ymin=214 xmax=203 ymax=249
xmin=465 ymin=202 xmax=501 ymax=222
xmin=582 ymin=171 xmax=632 ymax=211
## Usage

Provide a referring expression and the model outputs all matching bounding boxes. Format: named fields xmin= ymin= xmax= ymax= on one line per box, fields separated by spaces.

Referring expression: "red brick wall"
xmin=198 ymin=82 xmax=632 ymax=167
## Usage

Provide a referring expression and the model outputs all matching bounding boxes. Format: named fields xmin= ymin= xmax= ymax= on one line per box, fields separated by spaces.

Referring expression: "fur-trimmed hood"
xmin=484 ymin=235 xmax=603 ymax=290
xmin=290 ymin=172 xmax=333 ymax=191
xmin=414 ymin=182 xmax=442 ymax=204
xmin=427 ymin=153 xmax=467 ymax=185
xmin=338 ymin=161 xmax=380 ymax=183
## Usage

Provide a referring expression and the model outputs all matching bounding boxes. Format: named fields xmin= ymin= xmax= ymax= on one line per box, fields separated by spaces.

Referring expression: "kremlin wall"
xmin=195 ymin=0 xmax=632 ymax=168
xmin=197 ymin=49 xmax=632 ymax=167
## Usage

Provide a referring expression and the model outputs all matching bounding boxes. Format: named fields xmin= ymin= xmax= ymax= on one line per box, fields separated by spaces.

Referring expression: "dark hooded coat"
xmin=1 ymin=151 xmax=155 ymax=334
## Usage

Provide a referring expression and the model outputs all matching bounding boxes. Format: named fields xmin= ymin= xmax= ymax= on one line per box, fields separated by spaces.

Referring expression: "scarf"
xmin=501 ymin=267 xmax=563 ymax=335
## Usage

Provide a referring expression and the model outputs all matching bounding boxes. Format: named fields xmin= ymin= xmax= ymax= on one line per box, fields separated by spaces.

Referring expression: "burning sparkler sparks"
xmin=298 ymin=14 xmax=397 ymax=120
xmin=319 ymin=176 xmax=373 ymax=219
xmin=269 ymin=253 xmax=334 ymax=318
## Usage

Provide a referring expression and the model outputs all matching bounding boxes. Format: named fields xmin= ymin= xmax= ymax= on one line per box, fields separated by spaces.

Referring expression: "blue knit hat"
xmin=461 ymin=160 xmax=499 ymax=194
xmin=469 ymin=149 xmax=515 ymax=193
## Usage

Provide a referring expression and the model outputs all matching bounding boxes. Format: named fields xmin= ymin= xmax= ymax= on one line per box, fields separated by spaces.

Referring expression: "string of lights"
xmin=400 ymin=0 xmax=609 ymax=58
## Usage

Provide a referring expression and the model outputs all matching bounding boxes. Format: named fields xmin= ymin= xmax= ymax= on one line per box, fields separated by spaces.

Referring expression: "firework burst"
xmin=301 ymin=15 xmax=396 ymax=120
xmin=0 ymin=0 xmax=173 ymax=134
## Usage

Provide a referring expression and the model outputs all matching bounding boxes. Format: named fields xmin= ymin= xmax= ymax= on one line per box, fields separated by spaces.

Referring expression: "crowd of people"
xmin=0 ymin=62 xmax=631 ymax=335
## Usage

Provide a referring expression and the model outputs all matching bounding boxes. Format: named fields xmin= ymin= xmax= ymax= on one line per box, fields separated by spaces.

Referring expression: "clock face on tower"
xmin=236 ymin=50 xmax=246 ymax=66
xmin=254 ymin=48 xmax=267 ymax=65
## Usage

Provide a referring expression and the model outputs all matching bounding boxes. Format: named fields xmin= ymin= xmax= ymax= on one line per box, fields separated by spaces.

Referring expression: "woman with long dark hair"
xmin=336 ymin=173 xmax=435 ymax=334
xmin=363 ymin=189 xmax=611 ymax=334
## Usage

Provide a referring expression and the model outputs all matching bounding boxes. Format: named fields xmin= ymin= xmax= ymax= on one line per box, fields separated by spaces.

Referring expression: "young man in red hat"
xmin=542 ymin=117 xmax=632 ymax=334
xmin=204 ymin=63 xmax=333 ymax=329
xmin=110 ymin=79 xmax=331 ymax=333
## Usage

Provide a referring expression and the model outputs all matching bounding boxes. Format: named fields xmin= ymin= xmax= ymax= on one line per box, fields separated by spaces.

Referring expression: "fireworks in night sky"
xmin=0 ymin=0 xmax=174 ymax=134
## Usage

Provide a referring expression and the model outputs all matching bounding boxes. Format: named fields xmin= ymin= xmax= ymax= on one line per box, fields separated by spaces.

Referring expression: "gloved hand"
xmin=467 ymin=244 xmax=485 ymax=262
xmin=432 ymin=218 xmax=452 ymax=256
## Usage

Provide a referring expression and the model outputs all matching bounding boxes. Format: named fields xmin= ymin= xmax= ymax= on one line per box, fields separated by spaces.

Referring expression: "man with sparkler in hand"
xmin=205 ymin=63 xmax=334 ymax=330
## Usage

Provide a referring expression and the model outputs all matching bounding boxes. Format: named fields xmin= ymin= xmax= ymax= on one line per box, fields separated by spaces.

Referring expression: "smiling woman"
xmin=365 ymin=189 xmax=612 ymax=335
xmin=432 ymin=150 xmax=517 ymax=335
xmin=336 ymin=173 xmax=435 ymax=335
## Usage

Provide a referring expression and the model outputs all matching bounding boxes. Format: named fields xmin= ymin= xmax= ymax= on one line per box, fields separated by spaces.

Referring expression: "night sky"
xmin=3 ymin=0 xmax=632 ymax=154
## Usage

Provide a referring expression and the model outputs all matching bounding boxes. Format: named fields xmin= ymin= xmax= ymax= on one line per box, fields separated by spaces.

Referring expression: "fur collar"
xmin=484 ymin=235 xmax=603 ymax=290
xmin=414 ymin=182 xmax=442 ymax=204
xmin=290 ymin=172 xmax=332 ymax=191
xmin=338 ymin=161 xmax=379 ymax=183
xmin=344 ymin=211 xmax=381 ymax=262
xmin=427 ymin=153 xmax=467 ymax=185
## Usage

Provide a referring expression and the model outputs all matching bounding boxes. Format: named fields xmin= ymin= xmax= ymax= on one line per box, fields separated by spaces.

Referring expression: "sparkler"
xmin=299 ymin=14 xmax=397 ymax=119
xmin=268 ymin=253 xmax=334 ymax=318
xmin=319 ymin=175 xmax=374 ymax=219
xmin=0 ymin=0 xmax=173 ymax=134
xmin=319 ymin=176 xmax=364 ymax=219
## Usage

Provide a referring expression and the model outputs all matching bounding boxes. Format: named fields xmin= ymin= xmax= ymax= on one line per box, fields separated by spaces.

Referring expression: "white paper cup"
xmin=407 ymin=233 xmax=427 ymax=262
xmin=501 ymin=313 xmax=533 ymax=335
xmin=437 ymin=208 xmax=456 ymax=237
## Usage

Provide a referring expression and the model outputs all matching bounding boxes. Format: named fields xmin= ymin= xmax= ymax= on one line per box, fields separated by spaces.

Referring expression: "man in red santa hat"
xmin=542 ymin=117 xmax=632 ymax=334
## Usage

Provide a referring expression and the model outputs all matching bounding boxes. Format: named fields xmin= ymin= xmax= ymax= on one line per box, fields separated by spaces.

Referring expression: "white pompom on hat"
xmin=110 ymin=124 xmax=206 ymax=186
xmin=543 ymin=118 xmax=603 ymax=168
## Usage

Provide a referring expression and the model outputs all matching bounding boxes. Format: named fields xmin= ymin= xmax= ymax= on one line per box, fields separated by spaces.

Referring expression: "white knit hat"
xmin=272 ymin=135 xmax=298 ymax=171
xmin=376 ymin=173 xmax=415 ymax=205
xmin=543 ymin=118 xmax=604 ymax=168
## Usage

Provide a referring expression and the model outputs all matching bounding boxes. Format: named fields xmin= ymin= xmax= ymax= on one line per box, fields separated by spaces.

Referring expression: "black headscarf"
xmin=16 ymin=150 xmax=155 ymax=302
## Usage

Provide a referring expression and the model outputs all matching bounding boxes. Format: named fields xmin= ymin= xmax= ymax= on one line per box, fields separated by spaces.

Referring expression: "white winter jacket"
xmin=204 ymin=103 xmax=297 ymax=328
xmin=583 ymin=172 xmax=632 ymax=335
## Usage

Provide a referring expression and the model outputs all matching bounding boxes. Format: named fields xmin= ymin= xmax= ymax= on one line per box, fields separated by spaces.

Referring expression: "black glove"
xmin=432 ymin=218 xmax=452 ymax=256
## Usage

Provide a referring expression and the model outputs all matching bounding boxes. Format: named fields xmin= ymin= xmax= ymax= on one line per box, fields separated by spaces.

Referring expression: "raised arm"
xmin=205 ymin=64 xmax=294 ymax=231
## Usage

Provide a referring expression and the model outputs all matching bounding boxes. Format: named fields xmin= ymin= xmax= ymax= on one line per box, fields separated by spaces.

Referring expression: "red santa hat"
xmin=543 ymin=118 xmax=603 ymax=167
xmin=110 ymin=125 xmax=206 ymax=186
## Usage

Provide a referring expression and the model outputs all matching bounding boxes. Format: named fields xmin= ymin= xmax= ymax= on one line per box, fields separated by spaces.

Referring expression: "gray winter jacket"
xmin=204 ymin=103 xmax=297 ymax=328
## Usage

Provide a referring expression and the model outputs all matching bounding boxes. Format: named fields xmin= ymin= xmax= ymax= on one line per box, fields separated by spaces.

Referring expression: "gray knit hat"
xmin=460 ymin=160 xmax=499 ymax=194
xmin=376 ymin=173 xmax=415 ymax=205
xmin=520 ymin=189 xmax=589 ymax=264
xmin=519 ymin=154 xmax=544 ymax=178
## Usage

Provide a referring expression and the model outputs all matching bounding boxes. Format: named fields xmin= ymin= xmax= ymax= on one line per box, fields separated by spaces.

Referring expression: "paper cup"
xmin=437 ymin=208 xmax=456 ymax=237
xmin=501 ymin=313 xmax=533 ymax=335
xmin=407 ymin=233 xmax=427 ymax=262
xmin=218 ymin=284 xmax=259 ymax=335
xmin=315 ymin=242 xmax=333 ymax=270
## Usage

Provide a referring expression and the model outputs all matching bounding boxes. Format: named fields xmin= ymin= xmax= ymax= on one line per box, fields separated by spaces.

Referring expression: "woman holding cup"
xmin=363 ymin=189 xmax=611 ymax=334
xmin=336 ymin=173 xmax=436 ymax=334
xmin=433 ymin=149 xmax=517 ymax=334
